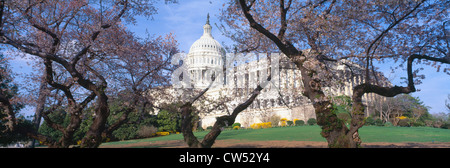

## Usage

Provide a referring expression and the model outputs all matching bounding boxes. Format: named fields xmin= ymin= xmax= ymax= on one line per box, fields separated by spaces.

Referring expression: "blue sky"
xmin=9 ymin=0 xmax=449 ymax=116
xmin=127 ymin=0 xmax=232 ymax=52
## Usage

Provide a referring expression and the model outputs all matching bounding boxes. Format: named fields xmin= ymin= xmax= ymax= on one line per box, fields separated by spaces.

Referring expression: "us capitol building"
xmin=151 ymin=15 xmax=391 ymax=129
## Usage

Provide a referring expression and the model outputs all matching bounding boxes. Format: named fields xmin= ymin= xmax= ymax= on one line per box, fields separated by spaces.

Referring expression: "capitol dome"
xmin=186 ymin=14 xmax=225 ymax=88
xmin=187 ymin=14 xmax=225 ymax=67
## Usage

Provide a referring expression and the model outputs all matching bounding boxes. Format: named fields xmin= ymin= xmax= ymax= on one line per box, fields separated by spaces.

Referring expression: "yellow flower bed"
xmin=156 ymin=132 xmax=170 ymax=136
xmin=396 ymin=116 xmax=408 ymax=120
xmin=250 ymin=122 xmax=272 ymax=129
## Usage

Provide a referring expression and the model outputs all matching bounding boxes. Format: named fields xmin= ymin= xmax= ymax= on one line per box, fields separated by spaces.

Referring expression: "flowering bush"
xmin=250 ymin=122 xmax=272 ymax=129
xmin=155 ymin=132 xmax=170 ymax=136
xmin=280 ymin=118 xmax=288 ymax=127
xmin=396 ymin=116 xmax=408 ymax=120
xmin=262 ymin=122 xmax=271 ymax=128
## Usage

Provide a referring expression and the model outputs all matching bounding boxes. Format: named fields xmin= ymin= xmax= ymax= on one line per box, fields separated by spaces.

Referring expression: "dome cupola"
xmin=187 ymin=14 xmax=225 ymax=63
xmin=186 ymin=13 xmax=226 ymax=88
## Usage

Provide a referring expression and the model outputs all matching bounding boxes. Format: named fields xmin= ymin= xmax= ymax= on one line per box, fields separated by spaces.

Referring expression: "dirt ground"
xmin=100 ymin=139 xmax=450 ymax=148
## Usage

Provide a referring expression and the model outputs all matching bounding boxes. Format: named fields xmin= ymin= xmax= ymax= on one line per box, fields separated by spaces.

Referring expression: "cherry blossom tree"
xmin=0 ymin=0 xmax=177 ymax=148
xmin=101 ymin=30 xmax=179 ymax=138
xmin=221 ymin=0 xmax=450 ymax=147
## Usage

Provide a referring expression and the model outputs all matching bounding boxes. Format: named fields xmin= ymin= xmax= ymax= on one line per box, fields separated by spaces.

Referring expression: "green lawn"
xmin=100 ymin=126 xmax=450 ymax=147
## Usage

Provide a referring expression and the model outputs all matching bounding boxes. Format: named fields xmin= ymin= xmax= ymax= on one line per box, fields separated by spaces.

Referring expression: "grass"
xmin=358 ymin=126 xmax=450 ymax=143
xmin=100 ymin=125 xmax=450 ymax=147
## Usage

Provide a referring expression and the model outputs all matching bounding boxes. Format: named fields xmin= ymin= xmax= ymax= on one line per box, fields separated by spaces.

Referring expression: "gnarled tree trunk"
xmin=81 ymin=92 xmax=109 ymax=148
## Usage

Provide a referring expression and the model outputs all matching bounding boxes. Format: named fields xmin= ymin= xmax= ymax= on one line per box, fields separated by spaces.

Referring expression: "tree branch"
xmin=71 ymin=1 xmax=129 ymax=66
xmin=350 ymin=54 xmax=450 ymax=136
xmin=238 ymin=0 xmax=300 ymax=57
xmin=365 ymin=0 xmax=425 ymax=81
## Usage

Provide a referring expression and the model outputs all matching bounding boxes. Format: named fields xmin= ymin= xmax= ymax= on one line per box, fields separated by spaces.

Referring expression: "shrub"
xmin=270 ymin=115 xmax=280 ymax=127
xmin=157 ymin=110 xmax=181 ymax=132
xmin=286 ymin=120 xmax=293 ymax=126
xmin=398 ymin=118 xmax=410 ymax=127
xmin=280 ymin=118 xmax=288 ymax=127
xmin=375 ymin=118 xmax=384 ymax=126
xmin=250 ymin=123 xmax=259 ymax=129
xmin=233 ymin=126 xmax=240 ymax=130
xmin=411 ymin=121 xmax=425 ymax=127
xmin=425 ymin=120 xmax=433 ymax=127
xmin=294 ymin=119 xmax=305 ymax=126
xmin=396 ymin=116 xmax=408 ymax=120
xmin=441 ymin=122 xmax=450 ymax=129
xmin=384 ymin=121 xmax=393 ymax=127
xmin=433 ymin=120 xmax=443 ymax=128
xmin=264 ymin=122 xmax=272 ymax=128
xmin=137 ymin=125 xmax=158 ymax=138
xmin=156 ymin=132 xmax=170 ymax=136
xmin=365 ymin=117 xmax=375 ymax=126
xmin=232 ymin=123 xmax=241 ymax=128
xmin=250 ymin=122 xmax=272 ymax=129
xmin=307 ymin=118 xmax=317 ymax=125
xmin=197 ymin=126 xmax=204 ymax=132
xmin=112 ymin=125 xmax=138 ymax=141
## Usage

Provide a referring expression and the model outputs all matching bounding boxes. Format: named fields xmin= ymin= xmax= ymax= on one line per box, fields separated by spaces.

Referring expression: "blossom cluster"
xmin=250 ymin=122 xmax=272 ymax=129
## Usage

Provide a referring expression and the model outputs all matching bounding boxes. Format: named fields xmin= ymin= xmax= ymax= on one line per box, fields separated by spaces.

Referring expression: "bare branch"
xmin=365 ymin=0 xmax=425 ymax=81
xmin=238 ymin=0 xmax=300 ymax=57
xmin=71 ymin=1 xmax=129 ymax=65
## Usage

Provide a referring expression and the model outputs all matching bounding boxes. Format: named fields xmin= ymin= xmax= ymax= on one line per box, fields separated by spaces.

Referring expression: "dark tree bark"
xmin=0 ymin=91 xmax=16 ymax=133
xmin=80 ymin=90 xmax=109 ymax=148
xmin=30 ymin=79 xmax=48 ymax=148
